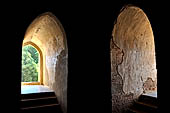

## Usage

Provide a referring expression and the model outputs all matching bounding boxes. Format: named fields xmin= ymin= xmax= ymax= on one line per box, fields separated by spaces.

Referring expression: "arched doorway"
xmin=21 ymin=12 xmax=68 ymax=113
xmin=110 ymin=5 xmax=157 ymax=113
xmin=22 ymin=42 xmax=43 ymax=85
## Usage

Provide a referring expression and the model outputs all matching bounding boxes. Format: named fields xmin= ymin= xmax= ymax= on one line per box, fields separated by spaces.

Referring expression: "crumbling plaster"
xmin=111 ymin=6 xmax=157 ymax=113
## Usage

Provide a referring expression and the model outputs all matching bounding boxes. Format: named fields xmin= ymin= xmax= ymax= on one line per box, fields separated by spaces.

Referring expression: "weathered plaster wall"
xmin=110 ymin=6 xmax=157 ymax=113
xmin=23 ymin=12 xmax=68 ymax=113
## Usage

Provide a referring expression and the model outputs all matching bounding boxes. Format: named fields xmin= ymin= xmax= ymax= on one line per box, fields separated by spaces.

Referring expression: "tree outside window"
xmin=22 ymin=45 xmax=39 ymax=82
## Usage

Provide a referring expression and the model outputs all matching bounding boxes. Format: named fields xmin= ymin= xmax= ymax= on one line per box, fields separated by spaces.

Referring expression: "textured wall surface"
xmin=110 ymin=6 xmax=157 ymax=113
xmin=23 ymin=12 xmax=68 ymax=113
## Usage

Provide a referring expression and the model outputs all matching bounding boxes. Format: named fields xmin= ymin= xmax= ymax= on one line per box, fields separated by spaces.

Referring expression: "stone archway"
xmin=110 ymin=6 xmax=157 ymax=113
xmin=23 ymin=12 xmax=68 ymax=113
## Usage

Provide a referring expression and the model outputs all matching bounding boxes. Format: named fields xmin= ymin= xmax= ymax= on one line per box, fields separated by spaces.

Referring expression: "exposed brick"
xmin=111 ymin=6 xmax=157 ymax=113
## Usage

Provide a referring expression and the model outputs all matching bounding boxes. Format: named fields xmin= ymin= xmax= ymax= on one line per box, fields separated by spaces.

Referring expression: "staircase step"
xmin=138 ymin=95 xmax=157 ymax=106
xmin=21 ymin=96 xmax=58 ymax=108
xmin=21 ymin=103 xmax=59 ymax=110
xmin=132 ymin=101 xmax=157 ymax=113
xmin=136 ymin=101 xmax=157 ymax=109
xmin=20 ymin=92 xmax=62 ymax=113
xmin=127 ymin=107 xmax=151 ymax=113
xmin=21 ymin=104 xmax=62 ymax=112
xmin=127 ymin=94 xmax=158 ymax=113
xmin=21 ymin=92 xmax=56 ymax=100
xmin=127 ymin=107 xmax=148 ymax=113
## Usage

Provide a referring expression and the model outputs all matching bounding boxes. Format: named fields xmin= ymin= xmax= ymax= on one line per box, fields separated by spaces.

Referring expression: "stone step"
xmin=21 ymin=104 xmax=62 ymax=113
xmin=127 ymin=94 xmax=158 ymax=113
xmin=20 ymin=92 xmax=62 ymax=113
xmin=127 ymin=107 xmax=148 ymax=113
xmin=132 ymin=101 xmax=157 ymax=113
xmin=136 ymin=101 xmax=157 ymax=109
xmin=21 ymin=92 xmax=56 ymax=100
xmin=138 ymin=95 xmax=157 ymax=106
xmin=21 ymin=96 xmax=58 ymax=108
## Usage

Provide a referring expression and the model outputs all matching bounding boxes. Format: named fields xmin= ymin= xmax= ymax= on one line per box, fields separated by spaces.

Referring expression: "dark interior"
xmin=1 ymin=0 xmax=165 ymax=113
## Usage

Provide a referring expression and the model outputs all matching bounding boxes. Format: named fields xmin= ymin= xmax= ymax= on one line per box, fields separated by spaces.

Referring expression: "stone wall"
xmin=23 ymin=12 xmax=68 ymax=113
xmin=110 ymin=6 xmax=157 ymax=113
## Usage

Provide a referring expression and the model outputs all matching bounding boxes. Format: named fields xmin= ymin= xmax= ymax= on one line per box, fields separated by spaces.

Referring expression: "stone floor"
xmin=21 ymin=85 xmax=53 ymax=94
xmin=143 ymin=91 xmax=157 ymax=98
xmin=21 ymin=85 xmax=157 ymax=98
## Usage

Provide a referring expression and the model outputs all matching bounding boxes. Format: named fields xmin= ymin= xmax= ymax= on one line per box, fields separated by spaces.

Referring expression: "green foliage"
xmin=22 ymin=45 xmax=39 ymax=82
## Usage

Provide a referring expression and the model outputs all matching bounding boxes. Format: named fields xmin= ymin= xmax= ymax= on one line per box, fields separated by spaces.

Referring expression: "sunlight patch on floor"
xmin=21 ymin=85 xmax=53 ymax=94
xmin=143 ymin=91 xmax=157 ymax=98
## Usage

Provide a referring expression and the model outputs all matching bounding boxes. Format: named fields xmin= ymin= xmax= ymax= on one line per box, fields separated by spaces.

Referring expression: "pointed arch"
xmin=22 ymin=12 xmax=68 ymax=113
xmin=22 ymin=41 xmax=43 ymax=85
